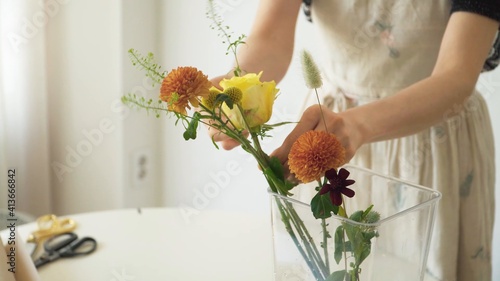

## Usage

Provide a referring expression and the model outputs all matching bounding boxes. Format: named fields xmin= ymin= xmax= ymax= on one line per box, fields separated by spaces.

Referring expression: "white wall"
xmin=120 ymin=0 xmax=163 ymax=209
xmin=46 ymin=0 xmax=163 ymax=214
xmin=46 ymin=0 xmax=123 ymax=214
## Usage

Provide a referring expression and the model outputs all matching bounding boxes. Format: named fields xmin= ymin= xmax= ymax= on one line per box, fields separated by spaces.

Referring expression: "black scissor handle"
xmin=61 ymin=237 xmax=97 ymax=257
xmin=34 ymin=234 xmax=97 ymax=268
xmin=44 ymin=232 xmax=78 ymax=252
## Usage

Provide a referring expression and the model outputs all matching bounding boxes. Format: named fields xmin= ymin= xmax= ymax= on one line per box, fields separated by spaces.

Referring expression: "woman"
xmin=210 ymin=0 xmax=499 ymax=280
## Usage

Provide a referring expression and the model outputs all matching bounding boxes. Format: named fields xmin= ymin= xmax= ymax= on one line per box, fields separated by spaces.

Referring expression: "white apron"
xmin=303 ymin=1 xmax=496 ymax=280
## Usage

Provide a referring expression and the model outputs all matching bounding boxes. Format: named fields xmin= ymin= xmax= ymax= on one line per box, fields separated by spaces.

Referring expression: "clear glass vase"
xmin=269 ymin=165 xmax=441 ymax=281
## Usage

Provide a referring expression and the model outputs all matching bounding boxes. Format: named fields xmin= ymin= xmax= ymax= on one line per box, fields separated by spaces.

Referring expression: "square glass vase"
xmin=269 ymin=165 xmax=441 ymax=281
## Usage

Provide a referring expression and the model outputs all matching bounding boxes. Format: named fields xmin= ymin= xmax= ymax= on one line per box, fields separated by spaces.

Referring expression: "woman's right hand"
xmin=206 ymin=75 xmax=247 ymax=150
xmin=208 ymin=126 xmax=247 ymax=150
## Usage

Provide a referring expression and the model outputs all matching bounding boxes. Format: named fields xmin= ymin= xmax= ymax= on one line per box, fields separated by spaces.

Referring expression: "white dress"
xmin=304 ymin=1 xmax=496 ymax=280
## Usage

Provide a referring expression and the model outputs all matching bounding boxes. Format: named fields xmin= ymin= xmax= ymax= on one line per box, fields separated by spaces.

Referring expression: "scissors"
xmin=27 ymin=214 xmax=77 ymax=244
xmin=34 ymin=232 xmax=97 ymax=268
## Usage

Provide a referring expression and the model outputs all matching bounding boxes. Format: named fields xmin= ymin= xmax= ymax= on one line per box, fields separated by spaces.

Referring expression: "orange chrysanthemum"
xmin=160 ymin=66 xmax=212 ymax=114
xmin=288 ymin=131 xmax=346 ymax=183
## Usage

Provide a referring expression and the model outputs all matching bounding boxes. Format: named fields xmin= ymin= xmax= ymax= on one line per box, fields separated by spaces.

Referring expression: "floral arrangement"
xmin=122 ymin=1 xmax=379 ymax=280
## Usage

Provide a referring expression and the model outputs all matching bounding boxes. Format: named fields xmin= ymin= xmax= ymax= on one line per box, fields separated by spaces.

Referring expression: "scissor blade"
xmin=34 ymin=252 xmax=61 ymax=268
xmin=34 ymin=256 xmax=49 ymax=268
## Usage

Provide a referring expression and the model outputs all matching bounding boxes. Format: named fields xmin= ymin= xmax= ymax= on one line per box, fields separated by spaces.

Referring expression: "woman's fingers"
xmin=271 ymin=105 xmax=322 ymax=164
xmin=221 ymin=139 xmax=243 ymax=150
xmin=270 ymin=104 xmax=362 ymax=181
xmin=208 ymin=125 xmax=249 ymax=150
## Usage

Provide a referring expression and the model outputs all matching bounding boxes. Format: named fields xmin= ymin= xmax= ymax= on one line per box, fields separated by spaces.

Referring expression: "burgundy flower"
xmin=319 ymin=168 xmax=355 ymax=206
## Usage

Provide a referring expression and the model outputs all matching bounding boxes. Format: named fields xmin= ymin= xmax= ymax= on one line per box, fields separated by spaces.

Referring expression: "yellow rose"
xmin=220 ymin=72 xmax=278 ymax=130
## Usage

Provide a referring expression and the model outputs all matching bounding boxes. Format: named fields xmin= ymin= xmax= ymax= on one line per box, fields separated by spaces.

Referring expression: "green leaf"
xmin=257 ymin=122 xmax=298 ymax=140
xmin=268 ymin=156 xmax=285 ymax=181
xmin=334 ymin=225 xmax=344 ymax=264
xmin=364 ymin=209 xmax=381 ymax=225
xmin=344 ymin=241 xmax=353 ymax=252
xmin=267 ymin=156 xmax=297 ymax=192
xmin=363 ymin=230 xmax=378 ymax=241
xmin=357 ymin=240 xmax=371 ymax=265
xmin=210 ymin=135 xmax=220 ymax=150
xmin=183 ymin=112 xmax=201 ymax=140
xmin=311 ymin=192 xmax=338 ymax=219
xmin=338 ymin=206 xmax=346 ymax=217
xmin=263 ymin=167 xmax=291 ymax=196
xmin=348 ymin=210 xmax=364 ymax=222
xmin=345 ymin=226 xmax=371 ymax=266
xmin=362 ymin=204 xmax=374 ymax=218
xmin=326 ymin=270 xmax=349 ymax=281
xmin=215 ymin=94 xmax=233 ymax=109
xmin=260 ymin=121 xmax=296 ymax=132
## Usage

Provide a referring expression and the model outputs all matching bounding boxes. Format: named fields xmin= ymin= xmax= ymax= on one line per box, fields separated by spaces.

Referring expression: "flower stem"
xmin=276 ymin=199 xmax=325 ymax=281
xmin=284 ymin=201 xmax=329 ymax=277
xmin=232 ymin=104 xmax=290 ymax=195
xmin=205 ymin=93 xmax=332 ymax=280
xmin=341 ymin=198 xmax=349 ymax=279
xmin=127 ymin=49 xmax=166 ymax=84
xmin=314 ymin=88 xmax=328 ymax=132
xmin=321 ymin=218 xmax=330 ymax=273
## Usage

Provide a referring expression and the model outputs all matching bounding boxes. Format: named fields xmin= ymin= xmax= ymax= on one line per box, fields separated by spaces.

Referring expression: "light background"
xmin=0 ymin=0 xmax=498 ymax=279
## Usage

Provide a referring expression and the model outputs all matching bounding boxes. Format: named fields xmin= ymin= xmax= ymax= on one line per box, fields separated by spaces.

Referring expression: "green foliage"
xmin=215 ymin=93 xmax=234 ymax=109
xmin=183 ymin=112 xmax=201 ymax=140
xmin=128 ymin=49 xmax=167 ymax=87
xmin=268 ymin=156 xmax=285 ymax=182
xmin=206 ymin=0 xmax=246 ymax=76
xmin=343 ymin=223 xmax=372 ymax=267
xmin=311 ymin=192 xmax=339 ymax=219
xmin=258 ymin=121 xmax=297 ymax=139
xmin=263 ymin=167 xmax=292 ymax=195
xmin=326 ymin=270 xmax=349 ymax=281
xmin=121 ymin=94 xmax=170 ymax=118
xmin=334 ymin=225 xmax=346 ymax=264
xmin=332 ymin=204 xmax=381 ymax=278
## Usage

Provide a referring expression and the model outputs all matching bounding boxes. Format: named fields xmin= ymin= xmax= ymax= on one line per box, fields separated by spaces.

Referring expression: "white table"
xmin=1 ymin=208 xmax=275 ymax=281
xmin=1 ymin=208 xmax=440 ymax=281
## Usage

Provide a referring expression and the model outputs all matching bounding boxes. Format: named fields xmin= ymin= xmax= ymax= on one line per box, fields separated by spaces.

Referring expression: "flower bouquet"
xmin=122 ymin=1 xmax=441 ymax=280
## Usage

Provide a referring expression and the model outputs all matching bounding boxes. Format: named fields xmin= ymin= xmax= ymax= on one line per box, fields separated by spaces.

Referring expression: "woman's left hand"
xmin=271 ymin=104 xmax=364 ymax=179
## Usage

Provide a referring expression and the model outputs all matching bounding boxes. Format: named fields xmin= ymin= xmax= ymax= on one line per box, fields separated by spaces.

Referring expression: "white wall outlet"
xmin=131 ymin=148 xmax=152 ymax=188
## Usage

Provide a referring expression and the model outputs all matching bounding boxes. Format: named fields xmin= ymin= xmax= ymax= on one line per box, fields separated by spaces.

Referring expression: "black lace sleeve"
xmin=302 ymin=0 xmax=312 ymax=22
xmin=451 ymin=0 xmax=500 ymax=22
xmin=303 ymin=0 xmax=500 ymax=23
xmin=451 ymin=0 xmax=500 ymax=71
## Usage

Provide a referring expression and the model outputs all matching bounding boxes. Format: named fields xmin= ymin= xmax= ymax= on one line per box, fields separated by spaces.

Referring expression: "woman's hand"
xmin=208 ymin=126 xmax=248 ymax=150
xmin=205 ymin=75 xmax=248 ymax=150
xmin=271 ymin=104 xmax=365 ymax=177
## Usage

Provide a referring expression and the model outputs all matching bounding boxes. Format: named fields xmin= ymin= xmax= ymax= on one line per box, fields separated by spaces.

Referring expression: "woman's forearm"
xmin=235 ymin=33 xmax=295 ymax=83
xmin=343 ymin=72 xmax=477 ymax=144
xmin=344 ymin=12 xmax=498 ymax=145
xmin=214 ymin=0 xmax=301 ymax=83
xmin=209 ymin=32 xmax=296 ymax=90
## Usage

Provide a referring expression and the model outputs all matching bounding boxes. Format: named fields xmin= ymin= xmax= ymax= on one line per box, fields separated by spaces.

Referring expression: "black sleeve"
xmin=451 ymin=0 xmax=500 ymax=71
xmin=451 ymin=0 xmax=500 ymax=22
